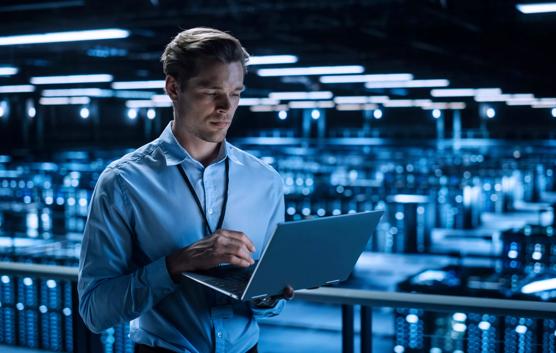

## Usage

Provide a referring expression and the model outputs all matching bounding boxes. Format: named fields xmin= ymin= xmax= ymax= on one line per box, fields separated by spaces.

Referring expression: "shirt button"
xmin=217 ymin=331 xmax=222 ymax=338
xmin=208 ymin=208 xmax=214 ymax=215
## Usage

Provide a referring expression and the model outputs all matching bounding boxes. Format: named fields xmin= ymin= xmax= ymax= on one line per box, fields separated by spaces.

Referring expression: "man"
xmin=78 ymin=27 xmax=293 ymax=353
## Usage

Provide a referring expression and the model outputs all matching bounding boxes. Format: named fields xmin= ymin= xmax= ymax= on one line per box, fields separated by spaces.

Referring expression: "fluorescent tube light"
xmin=532 ymin=103 xmax=556 ymax=108
xmin=39 ymin=97 xmax=90 ymax=105
xmin=421 ymin=102 xmax=466 ymax=110
xmin=42 ymin=88 xmax=112 ymax=97
xmin=517 ymin=3 xmax=556 ymax=14
xmin=381 ymin=99 xmax=433 ymax=108
xmin=31 ymin=74 xmax=112 ymax=85
xmin=336 ymin=104 xmax=360 ymax=111
xmin=249 ymin=104 xmax=289 ymax=112
xmin=321 ymin=73 xmax=413 ymax=83
xmin=239 ymin=98 xmax=280 ymax=106
xmin=336 ymin=103 xmax=378 ymax=111
xmin=125 ymin=100 xmax=153 ymax=108
xmin=474 ymin=95 xmax=507 ymax=102
xmin=506 ymin=101 xmax=537 ymax=106
xmin=257 ymin=65 xmax=364 ymax=77
xmin=333 ymin=96 xmax=392 ymax=104
xmin=365 ymin=79 xmax=449 ymax=89
xmin=431 ymin=89 xmax=475 ymax=97
xmin=0 ymin=29 xmax=129 ymax=46
xmin=413 ymin=99 xmax=433 ymax=106
xmin=269 ymin=91 xmax=333 ymax=100
xmin=151 ymin=95 xmax=172 ymax=103
xmin=447 ymin=102 xmax=466 ymax=110
xmin=113 ymin=91 xmax=156 ymax=99
xmin=125 ymin=95 xmax=172 ymax=108
xmin=125 ymin=100 xmax=172 ymax=108
xmin=42 ymin=88 xmax=152 ymax=99
xmin=0 ymin=67 xmax=18 ymax=76
xmin=249 ymin=105 xmax=275 ymax=112
xmin=148 ymin=101 xmax=172 ymax=108
xmin=432 ymin=88 xmax=502 ymax=98
xmin=112 ymin=80 xmax=165 ymax=89
xmin=368 ymin=96 xmax=390 ymax=103
xmin=504 ymin=93 xmax=535 ymax=100
xmin=505 ymin=95 xmax=538 ymax=105
xmin=288 ymin=101 xmax=334 ymax=109
xmin=334 ymin=96 xmax=369 ymax=104
xmin=0 ymin=85 xmax=35 ymax=93
xmin=474 ymin=88 xmax=503 ymax=96
xmin=288 ymin=101 xmax=317 ymax=109
xmin=316 ymin=101 xmax=335 ymax=108
xmin=247 ymin=55 xmax=298 ymax=65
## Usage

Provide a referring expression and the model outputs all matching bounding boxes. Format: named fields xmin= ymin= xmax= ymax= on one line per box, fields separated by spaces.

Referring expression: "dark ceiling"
xmin=0 ymin=0 xmax=555 ymax=101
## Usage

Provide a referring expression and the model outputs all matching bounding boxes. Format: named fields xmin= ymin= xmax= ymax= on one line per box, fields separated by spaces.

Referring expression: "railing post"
xmin=341 ymin=304 xmax=354 ymax=353
xmin=360 ymin=305 xmax=372 ymax=353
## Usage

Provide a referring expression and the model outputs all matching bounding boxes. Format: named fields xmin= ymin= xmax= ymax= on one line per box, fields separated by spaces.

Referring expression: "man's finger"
xmin=223 ymin=254 xmax=253 ymax=268
xmin=218 ymin=245 xmax=254 ymax=266
xmin=219 ymin=238 xmax=254 ymax=264
xmin=219 ymin=229 xmax=256 ymax=252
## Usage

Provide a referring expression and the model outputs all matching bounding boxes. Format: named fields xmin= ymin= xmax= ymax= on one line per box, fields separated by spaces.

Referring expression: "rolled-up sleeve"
xmin=78 ymin=167 xmax=177 ymax=333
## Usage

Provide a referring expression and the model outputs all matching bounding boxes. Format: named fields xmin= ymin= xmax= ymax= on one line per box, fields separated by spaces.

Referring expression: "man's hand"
xmin=252 ymin=285 xmax=295 ymax=308
xmin=166 ymin=229 xmax=256 ymax=281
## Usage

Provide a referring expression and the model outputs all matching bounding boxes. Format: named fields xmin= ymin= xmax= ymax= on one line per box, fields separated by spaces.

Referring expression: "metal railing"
xmin=296 ymin=287 xmax=556 ymax=353
xmin=0 ymin=262 xmax=98 ymax=353
xmin=2 ymin=261 xmax=556 ymax=353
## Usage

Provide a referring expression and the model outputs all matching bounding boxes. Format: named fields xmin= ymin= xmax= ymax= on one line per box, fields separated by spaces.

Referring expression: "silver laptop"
xmin=182 ymin=210 xmax=384 ymax=301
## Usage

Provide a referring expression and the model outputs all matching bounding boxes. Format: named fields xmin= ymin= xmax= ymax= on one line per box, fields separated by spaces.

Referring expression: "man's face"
xmin=171 ymin=60 xmax=244 ymax=143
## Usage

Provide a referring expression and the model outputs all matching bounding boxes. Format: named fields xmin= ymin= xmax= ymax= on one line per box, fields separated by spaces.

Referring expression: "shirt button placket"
xmin=214 ymin=321 xmax=225 ymax=353
xmin=202 ymin=169 xmax=212 ymax=230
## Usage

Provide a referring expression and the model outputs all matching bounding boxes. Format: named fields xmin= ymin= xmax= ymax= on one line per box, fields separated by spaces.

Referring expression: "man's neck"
xmin=172 ymin=122 xmax=220 ymax=167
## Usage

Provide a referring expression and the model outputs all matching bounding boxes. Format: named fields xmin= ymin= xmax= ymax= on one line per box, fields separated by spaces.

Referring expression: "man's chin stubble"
xmin=201 ymin=133 xmax=227 ymax=144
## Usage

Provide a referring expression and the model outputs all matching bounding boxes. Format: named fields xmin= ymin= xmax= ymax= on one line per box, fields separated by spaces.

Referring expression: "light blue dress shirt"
xmin=78 ymin=122 xmax=285 ymax=353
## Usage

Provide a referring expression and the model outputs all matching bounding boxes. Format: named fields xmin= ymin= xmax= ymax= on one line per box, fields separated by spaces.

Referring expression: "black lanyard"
xmin=176 ymin=158 xmax=229 ymax=235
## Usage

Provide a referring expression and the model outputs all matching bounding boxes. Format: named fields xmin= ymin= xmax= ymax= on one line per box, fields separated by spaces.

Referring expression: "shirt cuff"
xmin=144 ymin=256 xmax=178 ymax=291
xmin=249 ymin=299 xmax=286 ymax=318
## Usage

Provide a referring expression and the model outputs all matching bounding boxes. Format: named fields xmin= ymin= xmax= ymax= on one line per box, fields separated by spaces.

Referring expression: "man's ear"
xmin=165 ymin=75 xmax=180 ymax=101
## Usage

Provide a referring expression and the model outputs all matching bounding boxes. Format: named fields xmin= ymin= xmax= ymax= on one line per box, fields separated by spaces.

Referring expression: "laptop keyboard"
xmin=193 ymin=263 xmax=257 ymax=298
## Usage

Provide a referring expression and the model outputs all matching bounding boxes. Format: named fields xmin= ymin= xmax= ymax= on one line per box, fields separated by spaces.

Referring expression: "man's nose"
xmin=216 ymin=95 xmax=231 ymax=113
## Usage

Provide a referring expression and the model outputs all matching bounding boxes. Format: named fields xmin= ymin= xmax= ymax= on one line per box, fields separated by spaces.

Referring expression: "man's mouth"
xmin=209 ymin=120 xmax=231 ymax=128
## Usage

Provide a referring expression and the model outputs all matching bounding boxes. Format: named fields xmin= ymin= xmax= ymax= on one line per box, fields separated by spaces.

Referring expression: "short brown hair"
xmin=161 ymin=27 xmax=249 ymax=90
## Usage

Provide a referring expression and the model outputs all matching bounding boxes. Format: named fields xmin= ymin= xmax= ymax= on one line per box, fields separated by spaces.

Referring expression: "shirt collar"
xmin=158 ymin=121 xmax=242 ymax=167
